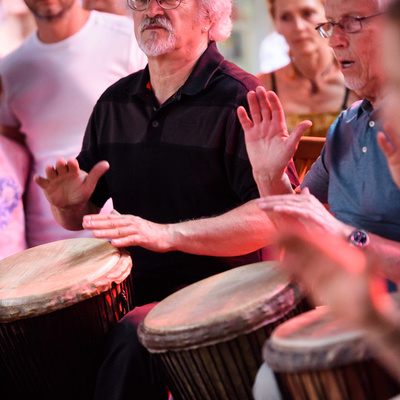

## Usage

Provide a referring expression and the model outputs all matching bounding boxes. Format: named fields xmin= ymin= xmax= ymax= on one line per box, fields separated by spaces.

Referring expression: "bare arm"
xmin=277 ymin=230 xmax=400 ymax=384
xmin=0 ymin=124 xmax=26 ymax=145
xmin=237 ymin=86 xmax=311 ymax=196
xmin=34 ymin=158 xmax=109 ymax=230
xmin=82 ymin=200 xmax=275 ymax=256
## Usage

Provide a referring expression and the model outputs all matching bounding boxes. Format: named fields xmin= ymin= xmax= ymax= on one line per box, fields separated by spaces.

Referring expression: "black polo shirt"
xmin=78 ymin=42 xmax=299 ymax=305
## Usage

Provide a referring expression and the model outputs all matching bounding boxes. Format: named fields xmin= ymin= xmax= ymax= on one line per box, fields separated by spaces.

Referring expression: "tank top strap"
xmin=341 ymin=87 xmax=350 ymax=110
xmin=270 ymin=71 xmax=278 ymax=94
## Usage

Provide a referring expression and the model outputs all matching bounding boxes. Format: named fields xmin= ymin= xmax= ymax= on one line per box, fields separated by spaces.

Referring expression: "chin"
xmin=138 ymin=34 xmax=176 ymax=57
xmin=139 ymin=41 xmax=175 ymax=57
xmin=343 ymin=76 xmax=366 ymax=91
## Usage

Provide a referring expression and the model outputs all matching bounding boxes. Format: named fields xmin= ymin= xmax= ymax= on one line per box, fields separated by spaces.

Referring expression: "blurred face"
xmin=24 ymin=0 xmax=76 ymax=20
xmin=133 ymin=0 xmax=208 ymax=57
xmin=325 ymin=0 xmax=385 ymax=99
xmin=273 ymin=0 xmax=326 ymax=55
xmin=82 ymin=0 xmax=126 ymax=14
xmin=382 ymin=21 xmax=400 ymax=138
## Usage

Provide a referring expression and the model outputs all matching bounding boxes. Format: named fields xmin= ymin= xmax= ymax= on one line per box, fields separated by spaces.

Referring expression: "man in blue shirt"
xmin=238 ymin=0 xmax=400 ymax=285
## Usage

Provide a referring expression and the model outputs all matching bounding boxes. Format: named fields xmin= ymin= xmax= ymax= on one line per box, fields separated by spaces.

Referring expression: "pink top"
xmin=0 ymin=136 xmax=30 ymax=259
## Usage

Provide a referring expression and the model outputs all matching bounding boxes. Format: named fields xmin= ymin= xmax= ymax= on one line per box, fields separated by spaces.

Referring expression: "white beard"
xmin=138 ymin=31 xmax=176 ymax=57
xmin=344 ymin=75 xmax=366 ymax=91
xmin=138 ymin=16 xmax=176 ymax=57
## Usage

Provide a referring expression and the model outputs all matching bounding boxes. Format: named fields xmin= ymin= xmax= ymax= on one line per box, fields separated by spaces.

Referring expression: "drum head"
xmin=263 ymin=306 xmax=370 ymax=372
xmin=0 ymin=238 xmax=132 ymax=322
xmin=139 ymin=261 xmax=306 ymax=352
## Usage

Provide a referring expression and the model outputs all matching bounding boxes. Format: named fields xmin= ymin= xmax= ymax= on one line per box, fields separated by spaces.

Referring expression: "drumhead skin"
xmin=0 ymin=238 xmax=132 ymax=322
xmin=263 ymin=306 xmax=370 ymax=372
xmin=139 ymin=261 xmax=305 ymax=352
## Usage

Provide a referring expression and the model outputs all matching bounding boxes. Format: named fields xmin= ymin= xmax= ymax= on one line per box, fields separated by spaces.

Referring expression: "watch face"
xmin=349 ymin=230 xmax=369 ymax=247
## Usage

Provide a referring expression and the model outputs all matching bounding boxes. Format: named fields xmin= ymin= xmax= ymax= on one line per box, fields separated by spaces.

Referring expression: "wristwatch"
xmin=348 ymin=230 xmax=370 ymax=248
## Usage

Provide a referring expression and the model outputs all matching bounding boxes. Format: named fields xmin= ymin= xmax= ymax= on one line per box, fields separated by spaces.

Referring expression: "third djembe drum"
xmin=263 ymin=306 xmax=400 ymax=400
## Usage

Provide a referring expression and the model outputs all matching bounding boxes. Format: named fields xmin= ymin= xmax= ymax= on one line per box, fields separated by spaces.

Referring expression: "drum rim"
xmin=138 ymin=262 xmax=307 ymax=352
xmin=0 ymin=238 xmax=132 ymax=322
xmin=262 ymin=307 xmax=371 ymax=372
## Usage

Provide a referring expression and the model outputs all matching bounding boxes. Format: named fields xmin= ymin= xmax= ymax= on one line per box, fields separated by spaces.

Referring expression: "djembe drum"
xmin=138 ymin=261 xmax=312 ymax=400
xmin=0 ymin=238 xmax=133 ymax=400
xmin=263 ymin=306 xmax=400 ymax=400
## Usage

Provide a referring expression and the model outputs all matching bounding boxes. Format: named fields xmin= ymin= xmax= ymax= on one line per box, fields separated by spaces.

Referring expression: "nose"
xmin=328 ymin=25 xmax=348 ymax=49
xmin=145 ymin=0 xmax=164 ymax=17
xmin=292 ymin=16 xmax=307 ymax=31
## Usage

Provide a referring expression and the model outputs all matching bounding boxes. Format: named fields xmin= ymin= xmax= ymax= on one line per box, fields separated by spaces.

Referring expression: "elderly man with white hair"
xmin=34 ymin=0 xmax=298 ymax=398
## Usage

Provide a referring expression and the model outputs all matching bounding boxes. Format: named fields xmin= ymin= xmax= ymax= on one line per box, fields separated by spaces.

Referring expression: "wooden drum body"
xmin=0 ymin=238 xmax=133 ymax=400
xmin=263 ymin=306 xmax=400 ymax=400
xmin=138 ymin=261 xmax=311 ymax=400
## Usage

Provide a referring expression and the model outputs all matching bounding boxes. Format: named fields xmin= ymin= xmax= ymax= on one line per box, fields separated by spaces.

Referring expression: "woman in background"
xmin=259 ymin=0 xmax=359 ymax=137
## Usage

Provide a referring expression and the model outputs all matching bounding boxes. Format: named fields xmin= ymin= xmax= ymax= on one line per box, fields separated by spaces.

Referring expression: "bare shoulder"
xmin=257 ymin=72 xmax=273 ymax=90
xmin=257 ymin=64 xmax=293 ymax=91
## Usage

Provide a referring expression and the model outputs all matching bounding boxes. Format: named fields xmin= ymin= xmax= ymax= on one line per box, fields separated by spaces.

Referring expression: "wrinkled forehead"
xmin=324 ymin=0 xmax=384 ymax=19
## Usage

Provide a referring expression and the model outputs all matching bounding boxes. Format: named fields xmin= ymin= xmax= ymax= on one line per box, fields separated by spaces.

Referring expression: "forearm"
xmin=51 ymin=201 xmax=101 ymax=231
xmin=322 ymin=223 xmax=400 ymax=283
xmin=366 ymin=233 xmax=400 ymax=283
xmin=168 ymin=200 xmax=276 ymax=256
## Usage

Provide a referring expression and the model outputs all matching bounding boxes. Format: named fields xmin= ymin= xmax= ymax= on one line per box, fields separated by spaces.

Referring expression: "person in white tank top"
xmin=0 ymin=0 xmax=146 ymax=248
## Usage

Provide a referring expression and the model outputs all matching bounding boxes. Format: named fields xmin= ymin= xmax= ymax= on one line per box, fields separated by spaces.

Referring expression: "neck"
xmin=148 ymin=42 xmax=208 ymax=105
xmin=35 ymin=4 xmax=90 ymax=44
xmin=291 ymin=48 xmax=336 ymax=93
xmin=366 ymin=92 xmax=385 ymax=110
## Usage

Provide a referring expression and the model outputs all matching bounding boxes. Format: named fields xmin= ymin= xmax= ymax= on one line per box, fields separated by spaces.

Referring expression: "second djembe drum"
xmin=138 ymin=261 xmax=312 ymax=400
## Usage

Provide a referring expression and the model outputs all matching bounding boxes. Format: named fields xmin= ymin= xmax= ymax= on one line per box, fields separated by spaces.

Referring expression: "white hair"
xmin=197 ymin=0 xmax=233 ymax=42
xmin=373 ymin=0 xmax=393 ymax=11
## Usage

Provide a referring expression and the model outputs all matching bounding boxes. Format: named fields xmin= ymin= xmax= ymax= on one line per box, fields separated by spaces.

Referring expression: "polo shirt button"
xmin=362 ymin=146 xmax=368 ymax=153
xmin=369 ymin=121 xmax=375 ymax=127
xmin=152 ymin=120 xmax=159 ymax=128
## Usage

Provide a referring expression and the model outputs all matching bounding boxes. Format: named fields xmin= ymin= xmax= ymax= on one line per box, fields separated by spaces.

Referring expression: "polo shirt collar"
xmin=356 ymin=98 xmax=384 ymax=124
xmin=123 ymin=41 xmax=224 ymax=99
xmin=124 ymin=65 xmax=151 ymax=98
xmin=182 ymin=41 xmax=224 ymax=96
xmin=356 ymin=98 xmax=373 ymax=118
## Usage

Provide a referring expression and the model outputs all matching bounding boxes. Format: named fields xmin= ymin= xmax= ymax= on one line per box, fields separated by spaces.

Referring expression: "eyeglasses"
xmin=127 ymin=0 xmax=181 ymax=11
xmin=315 ymin=12 xmax=385 ymax=38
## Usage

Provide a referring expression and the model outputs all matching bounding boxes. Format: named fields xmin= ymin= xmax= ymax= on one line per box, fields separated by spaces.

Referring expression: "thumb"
xmin=86 ymin=161 xmax=110 ymax=189
xmin=33 ymin=173 xmax=49 ymax=189
xmin=377 ymin=131 xmax=395 ymax=159
xmin=287 ymin=120 xmax=313 ymax=153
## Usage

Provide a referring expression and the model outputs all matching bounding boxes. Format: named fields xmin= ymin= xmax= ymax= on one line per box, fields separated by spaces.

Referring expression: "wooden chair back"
xmin=293 ymin=136 xmax=326 ymax=182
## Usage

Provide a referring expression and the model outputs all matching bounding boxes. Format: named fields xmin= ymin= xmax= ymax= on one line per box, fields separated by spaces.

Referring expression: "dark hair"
xmin=267 ymin=0 xmax=324 ymax=18
xmin=387 ymin=0 xmax=400 ymax=23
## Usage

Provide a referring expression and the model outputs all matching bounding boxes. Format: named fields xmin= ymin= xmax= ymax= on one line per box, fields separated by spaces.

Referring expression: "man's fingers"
xmin=237 ymin=106 xmax=253 ymax=131
xmin=377 ymin=131 xmax=395 ymax=158
xmin=33 ymin=174 xmax=48 ymax=189
xmin=86 ymin=161 xmax=110 ymax=188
